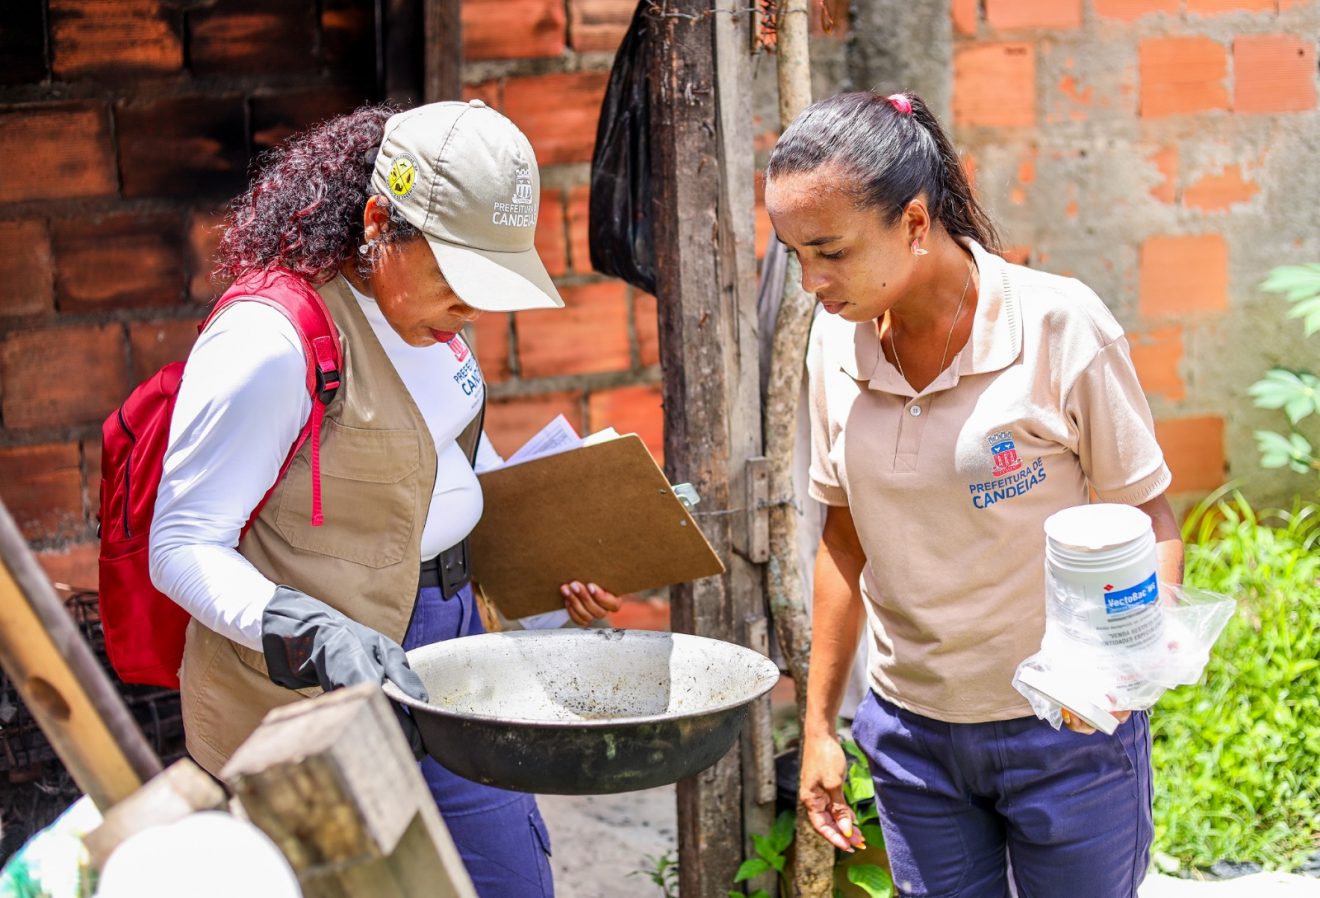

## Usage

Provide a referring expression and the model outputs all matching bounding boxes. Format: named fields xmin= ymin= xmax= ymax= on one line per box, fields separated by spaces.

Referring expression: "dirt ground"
xmin=537 ymin=787 xmax=1320 ymax=898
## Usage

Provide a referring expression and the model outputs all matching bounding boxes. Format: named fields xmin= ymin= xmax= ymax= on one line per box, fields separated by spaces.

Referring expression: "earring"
xmin=358 ymin=243 xmax=370 ymax=255
xmin=911 ymin=240 xmax=928 ymax=256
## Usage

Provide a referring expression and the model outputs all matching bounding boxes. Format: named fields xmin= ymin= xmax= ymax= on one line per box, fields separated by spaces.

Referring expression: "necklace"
xmin=887 ymin=264 xmax=974 ymax=393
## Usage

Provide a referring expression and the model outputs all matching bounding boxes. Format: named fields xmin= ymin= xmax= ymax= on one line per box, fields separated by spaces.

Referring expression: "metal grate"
xmin=0 ymin=590 xmax=187 ymax=862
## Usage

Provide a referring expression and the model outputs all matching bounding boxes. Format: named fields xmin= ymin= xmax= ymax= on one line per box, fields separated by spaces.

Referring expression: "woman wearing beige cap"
xmin=148 ymin=101 xmax=616 ymax=896
xmin=766 ymin=92 xmax=1183 ymax=897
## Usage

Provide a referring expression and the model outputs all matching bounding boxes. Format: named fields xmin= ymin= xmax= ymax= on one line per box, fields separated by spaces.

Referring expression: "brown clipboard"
xmin=468 ymin=434 xmax=726 ymax=619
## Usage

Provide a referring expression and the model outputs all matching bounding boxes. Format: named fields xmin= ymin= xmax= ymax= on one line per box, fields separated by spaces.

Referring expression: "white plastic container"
xmin=1042 ymin=503 xmax=1164 ymax=653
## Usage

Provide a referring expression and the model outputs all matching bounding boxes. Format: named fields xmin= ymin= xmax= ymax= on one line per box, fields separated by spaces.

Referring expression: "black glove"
xmin=261 ymin=585 xmax=429 ymax=757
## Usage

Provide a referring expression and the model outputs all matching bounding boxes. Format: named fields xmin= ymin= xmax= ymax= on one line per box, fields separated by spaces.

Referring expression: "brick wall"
xmin=0 ymin=0 xmax=384 ymax=587
xmin=950 ymin=0 xmax=1320 ymax=505
xmin=0 ymin=0 xmax=686 ymax=618
xmin=10 ymin=0 xmax=1275 ymax=603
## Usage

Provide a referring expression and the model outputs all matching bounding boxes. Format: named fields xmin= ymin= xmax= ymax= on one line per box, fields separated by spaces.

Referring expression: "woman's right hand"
xmin=799 ymin=731 xmax=866 ymax=853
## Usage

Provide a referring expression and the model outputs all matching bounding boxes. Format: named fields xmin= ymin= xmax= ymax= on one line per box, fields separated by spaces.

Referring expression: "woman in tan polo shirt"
xmin=765 ymin=92 xmax=1183 ymax=897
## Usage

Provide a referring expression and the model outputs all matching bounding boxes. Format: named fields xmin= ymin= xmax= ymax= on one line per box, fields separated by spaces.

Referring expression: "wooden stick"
xmin=0 ymin=500 xmax=161 ymax=811
xmin=763 ymin=0 xmax=837 ymax=893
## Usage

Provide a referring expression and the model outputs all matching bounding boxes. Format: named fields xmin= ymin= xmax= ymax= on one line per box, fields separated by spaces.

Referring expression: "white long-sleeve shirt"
xmin=149 ymin=281 xmax=499 ymax=651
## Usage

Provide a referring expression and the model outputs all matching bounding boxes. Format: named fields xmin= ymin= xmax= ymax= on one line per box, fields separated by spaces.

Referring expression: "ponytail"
xmin=767 ymin=91 xmax=1001 ymax=254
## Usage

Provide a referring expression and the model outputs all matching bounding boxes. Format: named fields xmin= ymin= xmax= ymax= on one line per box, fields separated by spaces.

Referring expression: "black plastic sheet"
xmin=588 ymin=1 xmax=656 ymax=295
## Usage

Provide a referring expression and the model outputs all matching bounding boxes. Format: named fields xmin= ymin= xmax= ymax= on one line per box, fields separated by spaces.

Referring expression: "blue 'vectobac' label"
xmin=1103 ymin=572 xmax=1159 ymax=615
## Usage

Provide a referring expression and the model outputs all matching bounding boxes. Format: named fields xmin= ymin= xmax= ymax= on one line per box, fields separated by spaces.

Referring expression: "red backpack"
xmin=98 ymin=268 xmax=343 ymax=688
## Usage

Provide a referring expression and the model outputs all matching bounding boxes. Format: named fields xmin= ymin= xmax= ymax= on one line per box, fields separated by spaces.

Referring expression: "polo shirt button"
xmin=909 ymin=405 xmax=922 ymax=417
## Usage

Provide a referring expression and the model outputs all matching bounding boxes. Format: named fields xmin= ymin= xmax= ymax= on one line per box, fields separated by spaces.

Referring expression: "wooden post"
xmin=761 ymin=1 xmax=836 ymax=893
xmin=648 ymin=0 xmax=771 ymax=893
xmin=380 ymin=0 xmax=425 ymax=105
xmin=423 ymin=0 xmax=462 ymax=102
xmin=0 ymin=500 xmax=161 ymax=811
xmin=221 ymin=684 xmax=477 ymax=898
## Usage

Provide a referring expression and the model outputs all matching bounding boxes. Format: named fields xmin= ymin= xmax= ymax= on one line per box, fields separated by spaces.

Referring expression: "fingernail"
xmin=560 ymin=586 xmax=570 ymax=597
xmin=839 ymin=817 xmax=853 ymax=838
xmin=587 ymin=583 xmax=598 ymax=596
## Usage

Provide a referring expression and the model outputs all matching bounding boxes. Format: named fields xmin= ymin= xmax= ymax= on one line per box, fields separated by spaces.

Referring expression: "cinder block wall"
xmin=9 ymin=0 xmax=1305 ymax=596
xmin=946 ymin=0 xmax=1320 ymax=506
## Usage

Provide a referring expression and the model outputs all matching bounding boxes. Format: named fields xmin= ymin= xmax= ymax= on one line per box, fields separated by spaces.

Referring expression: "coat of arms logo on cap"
xmin=388 ymin=154 xmax=418 ymax=198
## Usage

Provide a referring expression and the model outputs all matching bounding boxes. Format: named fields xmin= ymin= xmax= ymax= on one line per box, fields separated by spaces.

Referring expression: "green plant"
xmin=1248 ymin=264 xmax=1320 ymax=476
xmin=1151 ymin=488 xmax=1320 ymax=871
xmin=632 ymin=850 xmax=679 ymax=898
xmin=730 ymin=739 xmax=892 ymax=898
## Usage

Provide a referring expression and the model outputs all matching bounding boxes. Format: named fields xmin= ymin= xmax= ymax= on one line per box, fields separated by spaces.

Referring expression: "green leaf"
xmin=1248 ymin=369 xmax=1320 ymax=424
xmin=734 ymin=858 xmax=771 ymax=882
xmin=844 ymin=759 xmax=876 ymax=804
xmin=841 ymin=738 xmax=868 ymax=766
xmin=750 ymin=833 xmax=776 ymax=863
xmin=1255 ymin=430 xmax=1315 ymax=472
xmin=860 ymin=823 xmax=886 ymax=847
xmin=769 ymin=809 xmax=796 ymax=853
xmin=1260 ymin=263 xmax=1320 ymax=302
xmin=846 ymin=863 xmax=895 ymax=898
xmin=1289 ymin=295 xmax=1320 ymax=336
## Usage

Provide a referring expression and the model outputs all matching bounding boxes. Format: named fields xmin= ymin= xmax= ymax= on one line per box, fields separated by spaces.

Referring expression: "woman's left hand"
xmin=559 ymin=581 xmax=622 ymax=626
xmin=1061 ymin=707 xmax=1132 ymax=735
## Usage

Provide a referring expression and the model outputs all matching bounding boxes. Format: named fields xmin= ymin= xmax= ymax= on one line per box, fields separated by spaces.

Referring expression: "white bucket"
xmin=1043 ymin=503 xmax=1164 ymax=653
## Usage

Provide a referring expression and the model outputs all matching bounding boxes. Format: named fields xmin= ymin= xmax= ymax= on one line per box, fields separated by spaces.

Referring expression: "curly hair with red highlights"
xmin=215 ymin=103 xmax=416 ymax=285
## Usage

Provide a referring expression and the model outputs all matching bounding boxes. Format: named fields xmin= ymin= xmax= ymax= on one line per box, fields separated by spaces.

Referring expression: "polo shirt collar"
xmin=963 ymin=238 xmax=1021 ymax=376
xmin=839 ymin=238 xmax=1021 ymax=387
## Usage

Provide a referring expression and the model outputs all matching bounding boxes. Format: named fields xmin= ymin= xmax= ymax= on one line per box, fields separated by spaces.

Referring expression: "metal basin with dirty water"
xmin=383 ymin=628 xmax=780 ymax=794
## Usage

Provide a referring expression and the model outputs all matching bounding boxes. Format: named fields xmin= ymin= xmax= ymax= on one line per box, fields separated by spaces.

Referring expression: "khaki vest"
xmin=180 ymin=275 xmax=438 ymax=775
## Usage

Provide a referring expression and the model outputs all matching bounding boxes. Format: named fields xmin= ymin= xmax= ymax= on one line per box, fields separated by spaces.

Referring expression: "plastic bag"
xmin=587 ymin=0 xmax=656 ymax=295
xmin=1013 ymin=582 xmax=1236 ymax=733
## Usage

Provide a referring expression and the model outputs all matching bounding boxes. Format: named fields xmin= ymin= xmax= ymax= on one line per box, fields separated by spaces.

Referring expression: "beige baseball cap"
xmin=369 ymin=100 xmax=564 ymax=312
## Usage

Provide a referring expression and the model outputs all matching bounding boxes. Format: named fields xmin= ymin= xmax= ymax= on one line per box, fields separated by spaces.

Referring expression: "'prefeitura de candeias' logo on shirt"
xmin=990 ymin=433 xmax=1023 ymax=477
xmin=968 ymin=430 xmax=1046 ymax=509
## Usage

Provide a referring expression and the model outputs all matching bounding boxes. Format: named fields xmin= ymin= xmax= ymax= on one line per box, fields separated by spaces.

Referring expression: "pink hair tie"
xmin=887 ymin=93 xmax=913 ymax=115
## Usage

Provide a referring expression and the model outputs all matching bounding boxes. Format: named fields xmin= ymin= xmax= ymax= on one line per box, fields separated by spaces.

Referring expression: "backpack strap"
xmin=204 ymin=269 xmax=344 ymax=531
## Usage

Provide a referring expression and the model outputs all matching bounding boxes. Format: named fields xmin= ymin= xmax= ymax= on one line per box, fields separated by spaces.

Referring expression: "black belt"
xmin=419 ymin=539 xmax=471 ymax=599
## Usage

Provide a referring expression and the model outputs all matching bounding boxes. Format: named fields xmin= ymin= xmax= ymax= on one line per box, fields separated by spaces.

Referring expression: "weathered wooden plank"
xmin=0 ymin=500 xmax=161 ymax=811
xmin=423 ymin=0 xmax=462 ymax=102
xmin=648 ymin=0 xmax=769 ymax=893
xmin=382 ymin=0 xmax=425 ymax=106
xmin=222 ymin=684 xmax=476 ymax=898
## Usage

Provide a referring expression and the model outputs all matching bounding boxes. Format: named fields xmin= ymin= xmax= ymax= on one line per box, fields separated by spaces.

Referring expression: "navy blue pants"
xmin=851 ymin=691 xmax=1152 ymax=898
xmin=402 ymin=583 xmax=554 ymax=898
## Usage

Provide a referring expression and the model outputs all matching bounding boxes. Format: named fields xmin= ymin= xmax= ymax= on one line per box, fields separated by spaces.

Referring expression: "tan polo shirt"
xmin=807 ymin=240 xmax=1171 ymax=723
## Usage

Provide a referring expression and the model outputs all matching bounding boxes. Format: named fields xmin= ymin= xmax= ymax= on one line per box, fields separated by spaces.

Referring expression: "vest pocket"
xmin=274 ymin=420 xmax=422 ymax=568
xmin=230 ymin=642 xmax=323 ymax=699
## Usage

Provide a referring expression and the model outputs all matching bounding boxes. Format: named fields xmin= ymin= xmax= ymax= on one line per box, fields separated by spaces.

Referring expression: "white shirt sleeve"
xmin=149 ymin=302 xmax=313 ymax=651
